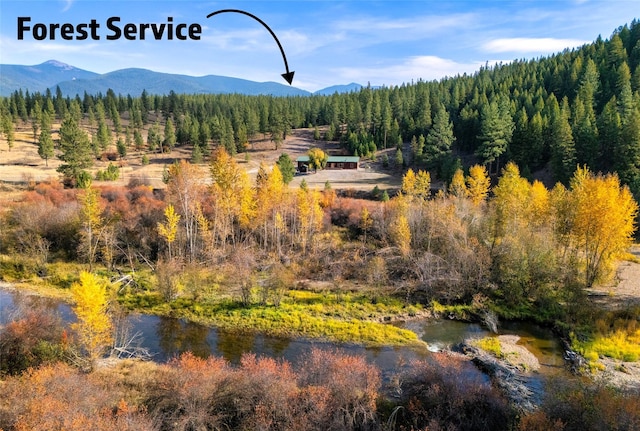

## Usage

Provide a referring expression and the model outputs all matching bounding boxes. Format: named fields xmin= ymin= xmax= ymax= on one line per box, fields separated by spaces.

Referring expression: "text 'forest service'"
xmin=17 ymin=17 xmax=202 ymax=41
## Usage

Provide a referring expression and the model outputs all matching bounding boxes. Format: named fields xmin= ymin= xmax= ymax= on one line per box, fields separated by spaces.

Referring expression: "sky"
xmin=1 ymin=0 xmax=638 ymax=92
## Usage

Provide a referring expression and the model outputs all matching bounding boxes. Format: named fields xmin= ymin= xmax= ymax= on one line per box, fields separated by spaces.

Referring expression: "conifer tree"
xmin=548 ymin=96 xmax=576 ymax=184
xmin=424 ymin=104 xmax=454 ymax=168
xmin=57 ymin=112 xmax=93 ymax=186
xmin=38 ymin=112 xmax=54 ymax=166
xmin=276 ymin=153 xmax=295 ymax=184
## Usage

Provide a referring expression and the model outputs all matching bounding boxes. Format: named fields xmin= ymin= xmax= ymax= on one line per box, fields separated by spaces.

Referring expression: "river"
xmin=0 ymin=287 xmax=566 ymax=380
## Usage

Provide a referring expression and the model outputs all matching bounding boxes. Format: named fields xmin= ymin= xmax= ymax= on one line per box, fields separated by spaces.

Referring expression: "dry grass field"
xmin=0 ymin=122 xmax=402 ymax=192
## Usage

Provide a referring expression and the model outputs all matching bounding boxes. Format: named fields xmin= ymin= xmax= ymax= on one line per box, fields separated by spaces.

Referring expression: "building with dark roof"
xmin=296 ymin=156 xmax=359 ymax=172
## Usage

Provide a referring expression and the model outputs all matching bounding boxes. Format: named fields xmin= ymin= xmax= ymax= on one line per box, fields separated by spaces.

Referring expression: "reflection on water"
xmin=0 ymin=288 xmax=565 ymax=378
xmin=0 ymin=288 xmax=74 ymax=325
xmin=156 ymin=317 xmax=212 ymax=360
xmin=216 ymin=328 xmax=257 ymax=364
xmin=0 ymin=288 xmax=427 ymax=373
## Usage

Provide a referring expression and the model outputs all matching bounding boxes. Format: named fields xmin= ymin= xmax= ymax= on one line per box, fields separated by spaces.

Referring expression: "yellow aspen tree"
xmin=157 ymin=204 xmax=180 ymax=259
xmin=195 ymin=202 xmax=214 ymax=261
xmin=401 ymin=168 xmax=417 ymax=197
xmin=210 ymin=148 xmax=248 ymax=246
xmin=390 ymin=214 xmax=411 ymax=256
xmin=307 ymin=147 xmax=328 ymax=171
xmin=166 ymin=160 xmax=205 ymax=261
xmin=296 ymin=187 xmax=323 ymax=253
xmin=550 ymin=182 xmax=574 ymax=256
xmin=360 ymin=206 xmax=373 ymax=245
xmin=255 ymin=163 xmax=285 ymax=249
xmin=527 ymin=180 xmax=551 ymax=227
xmin=79 ymin=186 xmax=103 ymax=271
xmin=466 ymin=164 xmax=491 ymax=206
xmin=448 ymin=168 xmax=468 ymax=198
xmin=414 ymin=169 xmax=431 ymax=200
xmin=268 ymin=164 xmax=284 ymax=197
xmin=569 ymin=166 xmax=638 ymax=287
xmin=71 ymin=271 xmax=113 ymax=367
xmin=237 ymin=169 xmax=256 ymax=230
xmin=492 ymin=162 xmax=531 ymax=237
xmin=274 ymin=211 xmax=286 ymax=255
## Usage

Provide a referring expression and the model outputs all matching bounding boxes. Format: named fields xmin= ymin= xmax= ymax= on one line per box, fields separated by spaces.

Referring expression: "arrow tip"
xmin=281 ymin=71 xmax=295 ymax=85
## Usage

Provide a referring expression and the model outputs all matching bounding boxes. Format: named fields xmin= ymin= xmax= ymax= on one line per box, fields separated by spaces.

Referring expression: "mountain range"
xmin=0 ymin=60 xmax=363 ymax=97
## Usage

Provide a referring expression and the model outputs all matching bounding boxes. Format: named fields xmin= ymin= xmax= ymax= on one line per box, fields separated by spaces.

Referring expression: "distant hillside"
xmin=0 ymin=60 xmax=362 ymax=97
xmin=52 ymin=68 xmax=312 ymax=97
xmin=314 ymin=83 xmax=363 ymax=95
xmin=0 ymin=60 xmax=98 ymax=96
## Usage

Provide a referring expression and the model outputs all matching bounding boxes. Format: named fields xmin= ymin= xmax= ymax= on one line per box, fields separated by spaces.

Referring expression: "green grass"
xmin=431 ymin=300 xmax=474 ymax=320
xmin=119 ymin=289 xmax=425 ymax=347
xmin=574 ymin=323 xmax=640 ymax=363
xmin=473 ymin=336 xmax=503 ymax=358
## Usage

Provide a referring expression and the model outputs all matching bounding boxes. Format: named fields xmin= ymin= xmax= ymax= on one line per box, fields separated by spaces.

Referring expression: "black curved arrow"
xmin=206 ymin=9 xmax=295 ymax=85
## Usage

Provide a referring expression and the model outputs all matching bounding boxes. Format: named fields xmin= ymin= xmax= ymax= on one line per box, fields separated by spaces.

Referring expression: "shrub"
xmin=0 ymin=363 xmax=155 ymax=431
xmin=534 ymin=380 xmax=640 ymax=431
xmin=95 ymin=163 xmax=120 ymax=181
xmin=0 ymin=304 xmax=68 ymax=375
xmin=391 ymin=354 xmax=513 ymax=431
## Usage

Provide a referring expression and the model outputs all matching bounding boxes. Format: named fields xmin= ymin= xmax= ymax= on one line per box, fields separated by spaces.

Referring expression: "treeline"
xmin=1 ymin=20 xmax=640 ymax=190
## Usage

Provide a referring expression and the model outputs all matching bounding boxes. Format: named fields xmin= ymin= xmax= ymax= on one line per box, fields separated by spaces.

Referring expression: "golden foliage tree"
xmin=415 ymin=169 xmax=431 ymax=200
xmin=492 ymin=162 xmax=531 ymax=236
xmin=296 ymin=187 xmax=323 ymax=252
xmin=166 ymin=160 xmax=205 ymax=261
xmin=527 ymin=180 xmax=551 ymax=227
xmin=402 ymin=168 xmax=431 ymax=200
xmin=157 ymin=204 xmax=180 ymax=259
xmin=448 ymin=168 xmax=468 ymax=198
xmin=255 ymin=163 xmax=285 ymax=248
xmin=360 ymin=206 xmax=373 ymax=244
xmin=568 ymin=166 xmax=638 ymax=287
xmin=78 ymin=186 xmax=103 ymax=271
xmin=390 ymin=214 xmax=411 ymax=256
xmin=307 ymin=147 xmax=328 ymax=171
xmin=210 ymin=148 xmax=254 ymax=247
xmin=466 ymin=164 xmax=490 ymax=206
xmin=71 ymin=271 xmax=113 ymax=367
xmin=401 ymin=168 xmax=417 ymax=196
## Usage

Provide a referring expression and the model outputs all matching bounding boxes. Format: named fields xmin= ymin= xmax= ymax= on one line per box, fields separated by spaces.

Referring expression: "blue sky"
xmin=1 ymin=0 xmax=638 ymax=91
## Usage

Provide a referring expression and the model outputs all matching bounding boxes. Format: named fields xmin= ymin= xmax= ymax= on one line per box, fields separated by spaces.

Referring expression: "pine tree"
xmin=0 ymin=104 xmax=15 ymax=150
xmin=276 ymin=153 xmax=295 ymax=184
xmin=424 ymin=104 xmax=454 ymax=168
xmin=548 ymin=96 xmax=576 ymax=184
xmin=30 ymin=100 xmax=41 ymax=144
xmin=38 ymin=113 xmax=54 ymax=166
xmin=57 ymin=113 xmax=94 ymax=186
xmin=597 ymin=96 xmax=621 ymax=172
xmin=164 ymin=118 xmax=176 ymax=152
xmin=116 ymin=137 xmax=127 ymax=159
xmin=475 ymin=97 xmax=513 ymax=173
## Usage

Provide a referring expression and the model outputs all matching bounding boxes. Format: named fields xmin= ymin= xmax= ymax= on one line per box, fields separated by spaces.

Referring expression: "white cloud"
xmin=332 ymin=55 xmax=494 ymax=88
xmin=483 ymin=37 xmax=589 ymax=54
xmin=61 ymin=0 xmax=74 ymax=12
xmin=333 ymin=13 xmax=475 ymax=37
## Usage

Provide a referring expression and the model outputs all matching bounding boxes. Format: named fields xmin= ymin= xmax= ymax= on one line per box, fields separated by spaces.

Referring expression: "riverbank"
xmin=1 ymin=278 xmax=427 ymax=348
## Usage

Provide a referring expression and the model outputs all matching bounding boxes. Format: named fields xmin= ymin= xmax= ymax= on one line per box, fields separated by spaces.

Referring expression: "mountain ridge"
xmin=0 ymin=60 xmax=362 ymax=97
